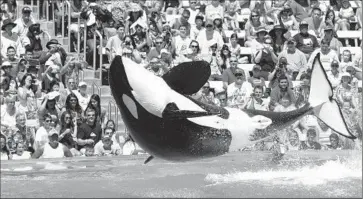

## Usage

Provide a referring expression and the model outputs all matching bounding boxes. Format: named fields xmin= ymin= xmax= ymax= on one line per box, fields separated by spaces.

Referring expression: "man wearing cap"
xmin=32 ymin=128 xmax=73 ymax=159
xmin=302 ymin=5 xmax=323 ymax=36
xmin=321 ymin=25 xmax=343 ymax=52
xmin=1 ymin=19 xmax=17 ymax=58
xmin=227 ymin=67 xmax=253 ymax=109
xmin=222 ymin=55 xmax=246 ymax=90
xmin=94 ymin=128 xmax=122 ymax=156
xmin=293 ymin=20 xmax=319 ymax=59
xmin=12 ymin=6 xmax=36 ymax=38
xmin=106 ymin=23 xmax=125 ymax=61
xmin=278 ymin=37 xmax=308 ymax=80
xmin=73 ymin=81 xmax=91 ymax=111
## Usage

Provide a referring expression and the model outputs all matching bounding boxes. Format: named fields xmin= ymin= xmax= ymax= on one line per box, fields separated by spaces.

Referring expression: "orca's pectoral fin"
xmin=162 ymin=61 xmax=211 ymax=95
xmin=144 ymin=155 xmax=154 ymax=164
xmin=162 ymin=103 xmax=220 ymax=120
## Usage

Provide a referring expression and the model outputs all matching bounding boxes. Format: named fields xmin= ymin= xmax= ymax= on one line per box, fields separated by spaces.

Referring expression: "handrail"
xmin=108 ymin=100 xmax=119 ymax=130
xmin=46 ymin=0 xmax=49 ymax=21
xmin=52 ymin=3 xmax=55 ymax=35
xmin=65 ymin=0 xmax=71 ymax=52
xmin=92 ymin=82 xmax=101 ymax=97
xmin=77 ymin=16 xmax=81 ymax=55
xmin=42 ymin=30 xmax=51 ymax=40
xmin=93 ymin=30 xmax=103 ymax=82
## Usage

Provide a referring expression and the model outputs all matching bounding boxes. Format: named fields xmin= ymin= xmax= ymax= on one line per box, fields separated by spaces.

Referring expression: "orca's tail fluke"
xmin=308 ymin=53 xmax=356 ymax=139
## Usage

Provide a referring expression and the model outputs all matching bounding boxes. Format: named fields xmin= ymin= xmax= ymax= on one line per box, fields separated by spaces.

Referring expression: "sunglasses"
xmin=230 ymin=60 xmax=238 ymax=63
xmin=156 ymin=42 xmax=163 ymax=44
xmin=183 ymin=15 xmax=190 ymax=19
xmin=65 ymin=117 xmax=71 ymax=119
xmin=206 ymin=24 xmax=213 ymax=28
xmin=235 ymin=73 xmax=243 ymax=77
xmin=190 ymin=2 xmax=197 ymax=4
xmin=191 ymin=45 xmax=198 ymax=48
xmin=203 ymin=86 xmax=210 ymax=89
xmin=252 ymin=15 xmax=259 ymax=17
xmin=44 ymin=120 xmax=52 ymax=123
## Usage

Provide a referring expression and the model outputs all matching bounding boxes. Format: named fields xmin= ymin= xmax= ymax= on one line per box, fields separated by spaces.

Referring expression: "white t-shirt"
xmin=73 ymin=90 xmax=90 ymax=112
xmin=308 ymin=49 xmax=339 ymax=72
xmin=227 ymin=82 xmax=253 ymax=108
xmin=94 ymin=141 xmax=121 ymax=156
xmin=174 ymin=35 xmax=192 ymax=57
xmin=12 ymin=151 xmax=31 ymax=160
xmin=279 ymin=49 xmax=308 ymax=73
xmin=35 ymin=126 xmax=50 ymax=150
xmin=274 ymin=104 xmax=296 ymax=112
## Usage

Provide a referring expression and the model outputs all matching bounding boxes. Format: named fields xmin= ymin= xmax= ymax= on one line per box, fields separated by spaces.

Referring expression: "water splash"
xmin=205 ymin=150 xmax=362 ymax=186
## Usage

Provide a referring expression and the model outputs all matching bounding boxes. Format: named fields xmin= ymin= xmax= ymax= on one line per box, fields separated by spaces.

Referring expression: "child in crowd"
xmin=301 ymin=129 xmax=321 ymax=150
xmin=326 ymin=133 xmax=343 ymax=150
xmin=83 ymin=146 xmax=95 ymax=157
xmin=340 ymin=50 xmax=354 ymax=73
xmin=11 ymin=142 xmax=31 ymax=160
xmin=273 ymin=96 xmax=296 ymax=112
xmin=285 ymin=129 xmax=302 ymax=151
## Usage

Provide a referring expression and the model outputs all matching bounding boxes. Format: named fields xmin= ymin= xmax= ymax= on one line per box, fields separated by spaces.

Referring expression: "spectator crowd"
xmin=0 ymin=0 xmax=362 ymax=161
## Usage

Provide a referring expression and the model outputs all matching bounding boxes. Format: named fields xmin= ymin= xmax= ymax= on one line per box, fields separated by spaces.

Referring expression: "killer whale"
xmin=109 ymin=54 xmax=356 ymax=162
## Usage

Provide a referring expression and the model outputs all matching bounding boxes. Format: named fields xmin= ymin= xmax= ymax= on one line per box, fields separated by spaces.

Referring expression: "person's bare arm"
xmin=31 ymin=147 xmax=45 ymax=159
xmin=63 ymin=145 xmax=73 ymax=157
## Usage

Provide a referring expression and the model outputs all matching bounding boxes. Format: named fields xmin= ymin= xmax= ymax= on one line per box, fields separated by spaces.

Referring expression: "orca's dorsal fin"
xmin=144 ymin=155 xmax=154 ymax=164
xmin=162 ymin=103 xmax=221 ymax=120
xmin=162 ymin=61 xmax=211 ymax=95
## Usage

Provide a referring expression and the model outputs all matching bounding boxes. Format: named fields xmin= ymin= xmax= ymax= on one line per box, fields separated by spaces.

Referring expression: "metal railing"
xmin=108 ymin=100 xmax=120 ymax=131
xmin=63 ymin=0 xmax=72 ymax=52
xmin=91 ymin=82 xmax=101 ymax=97
xmin=93 ymin=30 xmax=103 ymax=81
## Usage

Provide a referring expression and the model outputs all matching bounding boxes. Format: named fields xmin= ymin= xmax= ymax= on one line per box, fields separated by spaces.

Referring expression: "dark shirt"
xmin=255 ymin=50 xmax=276 ymax=73
xmin=76 ymin=122 xmax=102 ymax=150
xmin=293 ymin=33 xmax=319 ymax=54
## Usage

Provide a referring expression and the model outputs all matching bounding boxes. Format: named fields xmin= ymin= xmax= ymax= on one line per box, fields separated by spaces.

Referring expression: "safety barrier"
xmin=93 ymin=30 xmax=103 ymax=81
xmin=91 ymin=82 xmax=101 ymax=97
xmin=108 ymin=100 xmax=120 ymax=131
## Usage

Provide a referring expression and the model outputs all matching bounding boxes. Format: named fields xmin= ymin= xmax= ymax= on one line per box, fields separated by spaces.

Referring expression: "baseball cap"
xmin=160 ymin=48 xmax=170 ymax=55
xmin=331 ymin=60 xmax=339 ymax=67
xmin=102 ymin=134 xmax=111 ymax=140
xmin=235 ymin=68 xmax=244 ymax=74
xmin=341 ymin=72 xmax=351 ymax=77
xmin=346 ymin=66 xmax=355 ymax=72
xmin=287 ymin=37 xmax=296 ymax=44
xmin=47 ymin=91 xmax=60 ymax=100
xmin=299 ymin=20 xmax=309 ymax=27
xmin=78 ymin=81 xmax=87 ymax=87
xmin=48 ymin=129 xmax=59 ymax=137
xmin=1 ymin=61 xmax=12 ymax=68
xmin=22 ymin=6 xmax=32 ymax=13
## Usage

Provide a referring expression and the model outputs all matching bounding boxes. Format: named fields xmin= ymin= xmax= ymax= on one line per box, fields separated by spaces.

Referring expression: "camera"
xmin=125 ymin=41 xmax=131 ymax=46
xmin=278 ymin=63 xmax=285 ymax=68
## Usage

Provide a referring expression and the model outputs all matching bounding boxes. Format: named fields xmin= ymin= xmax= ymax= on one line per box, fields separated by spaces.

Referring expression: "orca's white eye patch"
xmin=123 ymin=94 xmax=138 ymax=119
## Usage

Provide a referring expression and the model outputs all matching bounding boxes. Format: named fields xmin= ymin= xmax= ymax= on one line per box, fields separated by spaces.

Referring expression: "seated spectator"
xmin=301 ymin=128 xmax=322 ymax=150
xmin=12 ymin=6 xmax=36 ymax=38
xmin=85 ymin=94 xmax=107 ymax=128
xmin=247 ymin=65 xmax=266 ymax=87
xmin=3 ymin=46 xmax=19 ymax=78
xmin=34 ymin=114 xmax=58 ymax=150
xmin=269 ymin=25 xmax=288 ymax=55
xmin=326 ymin=133 xmax=343 ymax=150
xmin=287 ymin=0 xmax=309 ymax=23
xmin=76 ymin=108 xmax=102 ymax=153
xmin=337 ymin=0 xmax=355 ymax=31
xmin=21 ymin=23 xmax=43 ymax=58
xmin=146 ymin=57 xmax=169 ymax=77
xmin=120 ymin=35 xmax=142 ymax=64
xmin=308 ymin=40 xmax=339 ymax=72
xmin=269 ymin=75 xmax=296 ymax=111
xmin=14 ymin=113 xmax=35 ymax=153
xmin=244 ymin=10 xmax=266 ymax=46
xmin=0 ymin=134 xmax=11 ymax=160
xmin=196 ymin=19 xmax=224 ymax=56
xmin=303 ymin=5 xmax=323 ymax=37
xmin=173 ymin=25 xmax=192 ymax=59
xmin=213 ymin=15 xmax=227 ymax=42
xmin=228 ymin=33 xmax=241 ymax=56
xmin=327 ymin=60 xmax=342 ymax=91
xmin=0 ymin=95 xmax=17 ymax=129
xmin=254 ymin=37 xmax=279 ymax=80
xmin=295 ymin=72 xmax=311 ymax=108
xmin=38 ymin=91 xmax=61 ymax=126
xmin=183 ymin=40 xmax=203 ymax=62
xmin=94 ymin=133 xmax=122 ymax=156
xmin=41 ymin=65 xmax=62 ymax=93
xmin=11 ymin=142 xmax=31 ymax=160
xmin=285 ymin=129 xmax=302 ymax=151
xmin=65 ymin=77 xmax=78 ymax=96
xmin=206 ymin=43 xmax=223 ymax=81
xmin=190 ymin=15 xmax=205 ymax=40
xmin=293 ymin=20 xmax=320 ymax=59
xmin=321 ymin=25 xmax=342 ymax=53
xmin=62 ymin=93 xmax=84 ymax=125
xmin=335 ymin=72 xmax=357 ymax=108
xmin=59 ymin=111 xmax=77 ymax=150
xmin=319 ymin=9 xmax=339 ymax=36
xmin=195 ymin=82 xmax=217 ymax=105
xmin=130 ymin=22 xmax=150 ymax=54
xmin=214 ymin=87 xmax=228 ymax=107
xmin=274 ymin=96 xmax=296 ymax=112
xmin=218 ymin=44 xmax=232 ymax=70
xmin=1 ymin=61 xmax=16 ymax=91
xmin=73 ymin=81 xmax=91 ymax=111
xmin=224 ymin=0 xmax=241 ymax=31
xmin=32 ymin=130 xmax=73 ymax=159
xmin=148 ymin=36 xmax=165 ymax=60
xmin=278 ymin=38 xmax=307 ymax=80
xmin=275 ymin=4 xmax=299 ymax=31
xmin=205 ymin=0 xmax=224 ymax=21
xmin=222 ymin=56 xmax=245 ymax=90
xmin=246 ymin=27 xmax=268 ymax=51
xmin=267 ymin=58 xmax=293 ymax=89
xmin=122 ymin=135 xmax=145 ymax=155
xmin=244 ymin=86 xmax=269 ymax=111
xmin=227 ymin=70 xmax=253 ymax=109
xmin=340 ymin=50 xmax=355 ymax=73
xmin=0 ymin=19 xmax=17 ymax=59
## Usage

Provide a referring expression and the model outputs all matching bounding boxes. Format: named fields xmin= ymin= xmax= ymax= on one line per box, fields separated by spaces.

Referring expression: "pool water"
xmin=1 ymin=150 xmax=362 ymax=198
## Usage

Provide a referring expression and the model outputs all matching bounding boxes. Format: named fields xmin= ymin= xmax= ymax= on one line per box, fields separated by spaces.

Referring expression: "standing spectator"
xmin=76 ymin=108 xmax=102 ymax=153
xmin=308 ymin=39 xmax=339 ymax=72
xmin=288 ymin=0 xmax=309 ymax=23
xmin=0 ymin=19 xmax=17 ymax=59
xmin=0 ymin=0 xmax=17 ymax=21
xmin=21 ymin=23 xmax=43 ymax=58
xmin=269 ymin=75 xmax=296 ymax=111
xmin=170 ymin=9 xmax=192 ymax=36
xmin=244 ymin=86 xmax=269 ymax=111
xmin=278 ymin=38 xmax=307 ymax=80
xmin=11 ymin=6 xmax=36 ymax=38
xmin=293 ymin=20 xmax=320 ymax=59
xmin=32 ymin=130 xmax=73 ymax=159
xmin=121 ymin=35 xmax=142 ymax=64
xmin=254 ymin=36 xmax=279 ymax=80
xmin=222 ymin=56 xmax=245 ymax=90
xmin=303 ymin=6 xmax=323 ymax=37
xmin=73 ymin=81 xmax=91 ymax=111
xmin=196 ymin=19 xmax=224 ymax=56
xmin=105 ymin=23 xmax=126 ymax=61
xmin=190 ymin=15 xmax=205 ymax=40
xmin=269 ymin=24 xmax=288 ymax=55
xmin=173 ymin=25 xmax=192 ymax=58
xmin=130 ymin=22 xmax=151 ymax=54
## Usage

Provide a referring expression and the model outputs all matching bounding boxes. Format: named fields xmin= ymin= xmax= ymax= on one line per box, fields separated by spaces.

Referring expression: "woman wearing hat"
xmin=269 ymin=25 xmax=288 ymax=55
xmin=1 ymin=19 xmax=17 ymax=58
xmin=246 ymin=27 xmax=268 ymax=50
xmin=275 ymin=4 xmax=299 ymax=31
xmin=244 ymin=10 xmax=266 ymax=46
